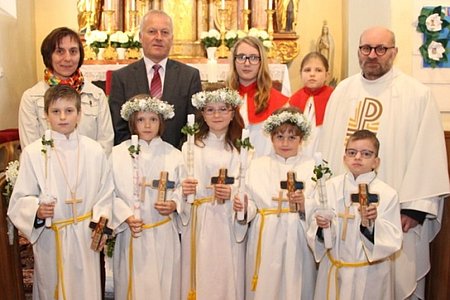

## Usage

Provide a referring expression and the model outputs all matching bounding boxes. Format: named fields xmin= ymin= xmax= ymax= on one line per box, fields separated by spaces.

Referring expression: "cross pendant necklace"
xmin=54 ymin=136 xmax=81 ymax=224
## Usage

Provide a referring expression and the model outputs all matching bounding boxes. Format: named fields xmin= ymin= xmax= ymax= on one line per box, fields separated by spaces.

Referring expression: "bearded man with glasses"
xmin=319 ymin=26 xmax=449 ymax=300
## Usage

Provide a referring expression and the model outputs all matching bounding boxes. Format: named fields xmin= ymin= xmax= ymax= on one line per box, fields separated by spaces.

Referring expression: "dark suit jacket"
xmin=109 ymin=58 xmax=202 ymax=148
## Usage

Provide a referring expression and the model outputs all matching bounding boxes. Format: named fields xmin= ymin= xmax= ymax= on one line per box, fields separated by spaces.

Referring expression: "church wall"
xmin=0 ymin=0 xmax=35 ymax=130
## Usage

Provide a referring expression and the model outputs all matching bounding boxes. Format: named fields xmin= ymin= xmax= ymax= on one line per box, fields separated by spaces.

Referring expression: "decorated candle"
xmin=313 ymin=152 xmax=323 ymax=166
xmin=240 ymin=128 xmax=249 ymax=164
xmin=45 ymin=129 xmax=51 ymax=141
xmin=131 ymin=134 xmax=138 ymax=147
xmin=188 ymin=114 xmax=195 ymax=126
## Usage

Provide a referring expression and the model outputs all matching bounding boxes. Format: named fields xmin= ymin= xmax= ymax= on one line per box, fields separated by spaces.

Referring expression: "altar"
xmin=81 ymin=59 xmax=292 ymax=96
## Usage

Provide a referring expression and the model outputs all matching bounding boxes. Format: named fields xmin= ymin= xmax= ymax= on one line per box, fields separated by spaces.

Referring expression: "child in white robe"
xmin=111 ymin=95 xmax=185 ymax=300
xmin=7 ymin=85 xmax=114 ymax=300
xmin=306 ymin=129 xmax=402 ymax=300
xmin=233 ymin=107 xmax=317 ymax=300
xmin=180 ymin=88 xmax=246 ymax=300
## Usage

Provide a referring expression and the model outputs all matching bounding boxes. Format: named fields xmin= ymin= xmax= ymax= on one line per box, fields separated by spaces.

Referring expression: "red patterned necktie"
xmin=150 ymin=64 xmax=162 ymax=98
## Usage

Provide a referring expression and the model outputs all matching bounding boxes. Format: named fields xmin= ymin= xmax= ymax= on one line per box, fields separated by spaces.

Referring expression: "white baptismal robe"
xmin=244 ymin=153 xmax=316 ymax=300
xmin=7 ymin=131 xmax=114 ymax=300
xmin=111 ymin=137 xmax=184 ymax=300
xmin=180 ymin=133 xmax=245 ymax=300
xmin=306 ymin=172 xmax=402 ymax=300
xmin=319 ymin=68 xmax=450 ymax=299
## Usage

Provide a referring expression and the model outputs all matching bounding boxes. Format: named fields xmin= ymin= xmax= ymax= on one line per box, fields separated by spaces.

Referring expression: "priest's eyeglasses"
xmin=359 ymin=45 xmax=395 ymax=56
xmin=345 ymin=148 xmax=375 ymax=159
xmin=203 ymin=107 xmax=232 ymax=116
xmin=235 ymin=54 xmax=261 ymax=65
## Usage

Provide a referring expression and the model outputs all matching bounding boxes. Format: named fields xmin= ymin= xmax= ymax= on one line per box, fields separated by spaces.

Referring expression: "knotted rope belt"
xmin=187 ymin=196 xmax=214 ymax=300
xmin=127 ymin=216 xmax=172 ymax=300
xmin=51 ymin=211 xmax=92 ymax=300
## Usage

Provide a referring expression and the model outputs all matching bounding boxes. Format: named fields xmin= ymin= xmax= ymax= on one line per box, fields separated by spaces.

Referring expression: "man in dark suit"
xmin=109 ymin=10 xmax=202 ymax=147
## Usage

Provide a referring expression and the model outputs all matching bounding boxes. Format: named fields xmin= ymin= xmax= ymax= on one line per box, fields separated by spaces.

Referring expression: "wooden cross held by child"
xmin=89 ymin=216 xmax=113 ymax=252
xmin=351 ymin=183 xmax=379 ymax=228
xmin=280 ymin=172 xmax=304 ymax=213
xmin=152 ymin=171 xmax=175 ymax=202
xmin=210 ymin=168 xmax=235 ymax=204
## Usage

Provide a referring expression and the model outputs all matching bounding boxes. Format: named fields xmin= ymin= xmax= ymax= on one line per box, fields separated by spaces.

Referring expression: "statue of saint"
xmin=276 ymin=0 xmax=298 ymax=32
xmin=316 ymin=21 xmax=335 ymax=77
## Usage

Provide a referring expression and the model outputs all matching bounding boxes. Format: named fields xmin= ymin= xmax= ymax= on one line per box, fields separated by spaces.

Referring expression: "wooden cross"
xmin=210 ymin=168 xmax=235 ymax=204
xmin=272 ymin=191 xmax=289 ymax=217
xmin=351 ymin=183 xmax=379 ymax=228
xmin=337 ymin=206 xmax=355 ymax=241
xmin=139 ymin=176 xmax=153 ymax=203
xmin=151 ymin=171 xmax=175 ymax=202
xmin=280 ymin=171 xmax=304 ymax=212
xmin=89 ymin=216 xmax=113 ymax=252
xmin=65 ymin=192 xmax=82 ymax=224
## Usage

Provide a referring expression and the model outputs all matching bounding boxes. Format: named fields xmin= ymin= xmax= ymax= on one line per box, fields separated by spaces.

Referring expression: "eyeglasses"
xmin=234 ymin=54 xmax=261 ymax=65
xmin=202 ymin=107 xmax=232 ymax=116
xmin=359 ymin=45 xmax=395 ymax=56
xmin=345 ymin=148 xmax=376 ymax=159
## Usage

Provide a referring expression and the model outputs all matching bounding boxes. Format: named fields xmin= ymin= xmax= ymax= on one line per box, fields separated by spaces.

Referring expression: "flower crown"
xmin=263 ymin=110 xmax=311 ymax=139
xmin=191 ymin=88 xmax=243 ymax=109
xmin=120 ymin=96 xmax=175 ymax=121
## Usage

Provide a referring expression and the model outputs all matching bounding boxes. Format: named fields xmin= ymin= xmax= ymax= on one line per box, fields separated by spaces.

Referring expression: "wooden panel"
xmin=0 ymin=175 xmax=25 ymax=300
xmin=426 ymin=131 xmax=450 ymax=299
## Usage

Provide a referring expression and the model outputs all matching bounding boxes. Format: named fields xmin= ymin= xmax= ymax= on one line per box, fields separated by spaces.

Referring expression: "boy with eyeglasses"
xmin=307 ymin=129 xmax=402 ymax=300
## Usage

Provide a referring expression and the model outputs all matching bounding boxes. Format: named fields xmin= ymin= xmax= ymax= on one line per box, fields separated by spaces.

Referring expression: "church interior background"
xmin=1 ymin=0 xmax=450 ymax=299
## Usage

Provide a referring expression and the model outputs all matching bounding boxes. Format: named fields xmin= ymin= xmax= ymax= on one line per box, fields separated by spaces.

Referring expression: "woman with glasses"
xmin=180 ymin=88 xmax=245 ymax=300
xmin=227 ymin=36 xmax=288 ymax=158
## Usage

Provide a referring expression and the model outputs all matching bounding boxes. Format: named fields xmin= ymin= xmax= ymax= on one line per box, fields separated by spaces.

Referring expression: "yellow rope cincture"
xmin=251 ymin=207 xmax=290 ymax=291
xmin=325 ymin=250 xmax=387 ymax=300
xmin=188 ymin=196 xmax=214 ymax=300
xmin=51 ymin=211 xmax=92 ymax=300
xmin=126 ymin=216 xmax=171 ymax=300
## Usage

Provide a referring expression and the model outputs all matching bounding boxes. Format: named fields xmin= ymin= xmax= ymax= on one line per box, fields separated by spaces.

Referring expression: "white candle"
xmin=221 ymin=0 xmax=225 ymax=9
xmin=313 ymin=152 xmax=323 ymax=166
xmin=131 ymin=134 xmax=138 ymax=147
xmin=106 ymin=0 xmax=112 ymax=10
xmin=268 ymin=0 xmax=273 ymax=9
xmin=45 ymin=129 xmax=51 ymax=141
xmin=244 ymin=0 xmax=248 ymax=10
xmin=85 ymin=0 xmax=91 ymax=11
xmin=188 ymin=114 xmax=195 ymax=126
xmin=240 ymin=128 xmax=249 ymax=164
xmin=130 ymin=0 xmax=136 ymax=11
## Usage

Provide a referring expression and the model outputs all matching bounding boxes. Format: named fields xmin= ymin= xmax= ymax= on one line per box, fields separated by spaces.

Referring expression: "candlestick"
xmin=217 ymin=8 xmax=229 ymax=58
xmin=128 ymin=9 xmax=139 ymax=32
xmin=243 ymin=9 xmax=251 ymax=32
xmin=104 ymin=10 xmax=116 ymax=33
xmin=244 ymin=0 xmax=248 ymax=10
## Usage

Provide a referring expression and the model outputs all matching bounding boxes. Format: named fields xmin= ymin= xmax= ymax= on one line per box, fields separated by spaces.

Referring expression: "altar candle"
xmin=106 ymin=0 xmax=112 ymax=10
xmin=244 ymin=0 xmax=249 ymax=10
xmin=131 ymin=134 xmax=138 ymax=147
xmin=86 ymin=0 xmax=91 ymax=11
xmin=268 ymin=0 xmax=273 ymax=9
xmin=221 ymin=0 xmax=225 ymax=9
xmin=130 ymin=0 xmax=136 ymax=11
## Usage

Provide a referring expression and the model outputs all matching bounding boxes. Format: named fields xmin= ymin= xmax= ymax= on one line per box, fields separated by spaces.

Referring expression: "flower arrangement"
xmin=120 ymin=96 xmax=175 ymax=121
xmin=248 ymin=28 xmax=273 ymax=49
xmin=128 ymin=144 xmax=140 ymax=158
xmin=200 ymin=29 xmax=222 ymax=48
xmin=235 ymin=136 xmax=254 ymax=150
xmin=311 ymin=156 xmax=332 ymax=182
xmin=263 ymin=110 xmax=311 ymax=138
xmin=191 ymin=88 xmax=243 ymax=109
xmin=41 ymin=134 xmax=54 ymax=154
xmin=181 ymin=122 xmax=200 ymax=136
xmin=3 ymin=160 xmax=19 ymax=205
xmin=417 ymin=6 xmax=450 ymax=67
xmin=109 ymin=31 xmax=132 ymax=48
xmin=84 ymin=29 xmax=109 ymax=51
xmin=129 ymin=30 xmax=141 ymax=49
xmin=224 ymin=29 xmax=247 ymax=49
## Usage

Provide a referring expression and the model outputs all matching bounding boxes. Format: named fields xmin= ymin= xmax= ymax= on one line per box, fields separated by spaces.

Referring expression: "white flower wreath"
xmin=191 ymin=88 xmax=243 ymax=109
xmin=120 ymin=96 xmax=175 ymax=121
xmin=263 ymin=110 xmax=311 ymax=139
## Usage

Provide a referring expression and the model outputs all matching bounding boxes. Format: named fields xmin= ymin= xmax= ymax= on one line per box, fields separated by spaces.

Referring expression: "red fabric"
xmin=0 ymin=128 xmax=19 ymax=144
xmin=289 ymin=85 xmax=333 ymax=126
xmin=105 ymin=70 xmax=113 ymax=96
xmin=239 ymin=82 xmax=289 ymax=124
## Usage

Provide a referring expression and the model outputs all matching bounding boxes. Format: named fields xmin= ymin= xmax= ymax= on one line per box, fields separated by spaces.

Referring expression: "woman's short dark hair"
xmin=41 ymin=27 xmax=84 ymax=70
